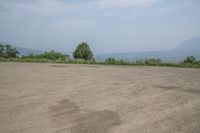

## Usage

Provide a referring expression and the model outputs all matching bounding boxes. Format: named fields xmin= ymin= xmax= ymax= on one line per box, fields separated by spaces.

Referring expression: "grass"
xmin=1 ymin=57 xmax=200 ymax=68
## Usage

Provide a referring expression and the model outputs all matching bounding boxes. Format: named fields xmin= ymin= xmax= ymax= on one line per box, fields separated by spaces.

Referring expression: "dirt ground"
xmin=0 ymin=62 xmax=200 ymax=133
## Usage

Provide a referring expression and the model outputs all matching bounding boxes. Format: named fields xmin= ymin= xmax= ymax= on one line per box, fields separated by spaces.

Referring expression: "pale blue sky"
xmin=0 ymin=0 xmax=200 ymax=54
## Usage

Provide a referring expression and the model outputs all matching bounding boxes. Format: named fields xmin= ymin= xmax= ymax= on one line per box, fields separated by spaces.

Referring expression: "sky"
xmin=0 ymin=0 xmax=200 ymax=54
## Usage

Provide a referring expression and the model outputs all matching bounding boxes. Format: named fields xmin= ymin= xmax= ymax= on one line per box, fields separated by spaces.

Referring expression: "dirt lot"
xmin=0 ymin=62 xmax=200 ymax=133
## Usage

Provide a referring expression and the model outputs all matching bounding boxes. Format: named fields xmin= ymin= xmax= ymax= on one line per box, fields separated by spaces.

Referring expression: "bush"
xmin=183 ymin=56 xmax=196 ymax=64
xmin=73 ymin=42 xmax=94 ymax=61
xmin=144 ymin=58 xmax=161 ymax=66
xmin=133 ymin=60 xmax=145 ymax=66
xmin=105 ymin=57 xmax=116 ymax=64
xmin=21 ymin=51 xmax=69 ymax=62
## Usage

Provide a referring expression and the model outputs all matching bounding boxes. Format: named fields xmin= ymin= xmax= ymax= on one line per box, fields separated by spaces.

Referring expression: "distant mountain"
xmin=95 ymin=37 xmax=200 ymax=62
xmin=14 ymin=46 xmax=43 ymax=55
xmin=0 ymin=41 xmax=43 ymax=55
xmin=174 ymin=37 xmax=200 ymax=52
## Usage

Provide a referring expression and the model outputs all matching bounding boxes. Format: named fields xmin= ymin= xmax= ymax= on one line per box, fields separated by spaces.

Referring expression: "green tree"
xmin=0 ymin=44 xmax=19 ymax=58
xmin=0 ymin=44 xmax=5 ymax=57
xmin=73 ymin=42 xmax=94 ymax=61
xmin=183 ymin=56 xmax=196 ymax=64
xmin=5 ymin=45 xmax=19 ymax=58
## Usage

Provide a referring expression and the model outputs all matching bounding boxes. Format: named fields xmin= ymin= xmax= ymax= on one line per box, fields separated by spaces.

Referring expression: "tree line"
xmin=0 ymin=44 xmax=19 ymax=58
xmin=0 ymin=42 xmax=200 ymax=68
xmin=0 ymin=42 xmax=93 ymax=61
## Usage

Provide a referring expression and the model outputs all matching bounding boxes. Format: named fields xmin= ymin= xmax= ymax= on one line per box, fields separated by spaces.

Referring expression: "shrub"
xmin=105 ymin=57 xmax=116 ymax=64
xmin=183 ymin=56 xmax=196 ymax=64
xmin=134 ymin=60 xmax=145 ymax=66
xmin=21 ymin=51 xmax=69 ymax=62
xmin=73 ymin=42 xmax=94 ymax=61
xmin=144 ymin=58 xmax=161 ymax=66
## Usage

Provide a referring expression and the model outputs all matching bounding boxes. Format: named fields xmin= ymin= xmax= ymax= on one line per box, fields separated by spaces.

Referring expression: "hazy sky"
xmin=0 ymin=0 xmax=200 ymax=54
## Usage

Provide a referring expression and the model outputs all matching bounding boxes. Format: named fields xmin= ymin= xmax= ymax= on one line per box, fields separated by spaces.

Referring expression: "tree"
xmin=0 ymin=44 xmax=19 ymax=58
xmin=184 ymin=56 xmax=196 ymax=64
xmin=0 ymin=44 xmax=4 ymax=57
xmin=73 ymin=42 xmax=94 ymax=61
xmin=5 ymin=45 xmax=19 ymax=58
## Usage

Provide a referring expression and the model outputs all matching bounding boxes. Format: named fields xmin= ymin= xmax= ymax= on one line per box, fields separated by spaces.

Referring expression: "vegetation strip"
xmin=0 ymin=43 xmax=200 ymax=68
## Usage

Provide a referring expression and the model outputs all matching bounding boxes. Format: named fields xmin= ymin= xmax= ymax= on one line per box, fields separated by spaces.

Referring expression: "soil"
xmin=0 ymin=62 xmax=200 ymax=133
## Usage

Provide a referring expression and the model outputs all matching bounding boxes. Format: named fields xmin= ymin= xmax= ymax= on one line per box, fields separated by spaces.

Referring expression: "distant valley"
xmin=95 ymin=37 xmax=200 ymax=62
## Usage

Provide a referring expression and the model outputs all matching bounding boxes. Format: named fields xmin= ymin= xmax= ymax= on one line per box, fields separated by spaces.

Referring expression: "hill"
xmin=174 ymin=37 xmax=200 ymax=52
xmin=14 ymin=46 xmax=43 ymax=56
xmin=95 ymin=37 xmax=200 ymax=62
xmin=0 ymin=41 xmax=43 ymax=56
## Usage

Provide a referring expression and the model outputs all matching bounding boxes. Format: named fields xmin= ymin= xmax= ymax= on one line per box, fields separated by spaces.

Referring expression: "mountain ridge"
xmin=14 ymin=46 xmax=43 ymax=55
xmin=95 ymin=37 xmax=200 ymax=62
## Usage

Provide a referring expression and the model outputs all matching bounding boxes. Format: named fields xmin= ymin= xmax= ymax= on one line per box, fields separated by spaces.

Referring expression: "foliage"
xmin=73 ymin=42 xmax=94 ymax=61
xmin=105 ymin=57 xmax=116 ymax=64
xmin=115 ymin=59 xmax=130 ymax=65
xmin=105 ymin=57 xmax=131 ymax=65
xmin=183 ymin=56 xmax=196 ymax=64
xmin=21 ymin=51 xmax=69 ymax=61
xmin=0 ymin=44 xmax=4 ymax=57
xmin=144 ymin=58 xmax=161 ymax=66
xmin=0 ymin=42 xmax=200 ymax=68
xmin=0 ymin=44 xmax=19 ymax=58
xmin=133 ymin=60 xmax=145 ymax=66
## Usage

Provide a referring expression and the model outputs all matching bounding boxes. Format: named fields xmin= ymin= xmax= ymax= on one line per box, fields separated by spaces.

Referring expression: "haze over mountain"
xmin=95 ymin=37 xmax=200 ymax=62
xmin=14 ymin=46 xmax=43 ymax=56
xmin=174 ymin=37 xmax=200 ymax=52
